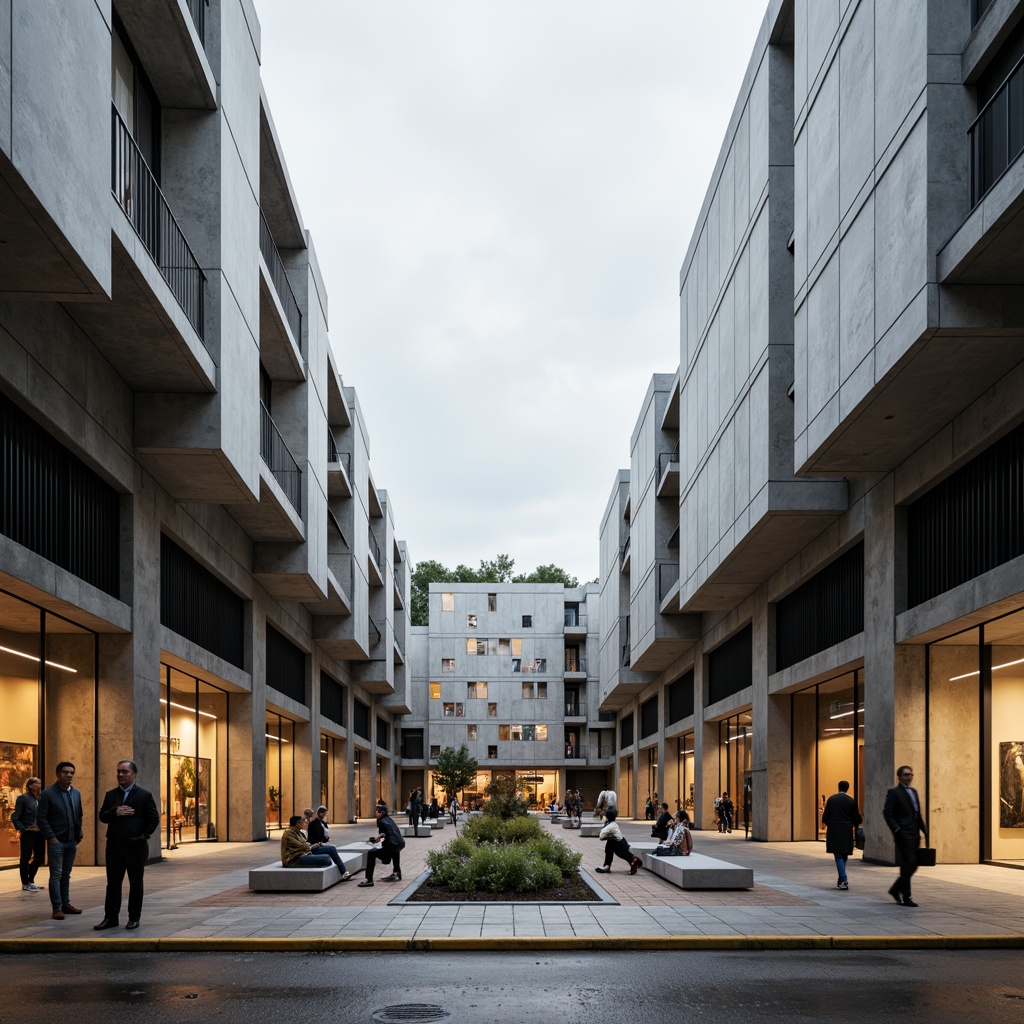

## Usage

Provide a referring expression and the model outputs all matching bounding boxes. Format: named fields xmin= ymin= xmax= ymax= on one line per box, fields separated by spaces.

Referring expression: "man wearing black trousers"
xmin=883 ymin=765 xmax=927 ymax=907
xmin=94 ymin=759 xmax=159 ymax=931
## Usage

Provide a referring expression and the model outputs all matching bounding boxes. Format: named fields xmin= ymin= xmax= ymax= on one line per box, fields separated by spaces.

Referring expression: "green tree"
xmin=432 ymin=744 xmax=479 ymax=802
xmin=410 ymin=559 xmax=457 ymax=627
xmin=513 ymin=563 xmax=579 ymax=587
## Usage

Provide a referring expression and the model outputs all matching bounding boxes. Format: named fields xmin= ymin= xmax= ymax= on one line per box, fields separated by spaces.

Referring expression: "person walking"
xmin=359 ymin=804 xmax=406 ymax=886
xmin=821 ymin=780 xmax=862 ymax=890
xmin=594 ymin=810 xmax=642 ymax=874
xmin=93 ymin=759 xmax=160 ymax=931
xmin=883 ymin=765 xmax=927 ymax=907
xmin=448 ymin=795 xmax=459 ymax=825
xmin=719 ymin=791 xmax=734 ymax=833
xmin=594 ymin=788 xmax=617 ymax=820
xmin=408 ymin=788 xmax=421 ymax=831
xmin=13 ymin=776 xmax=44 ymax=892
xmin=36 ymin=761 xmax=84 ymax=920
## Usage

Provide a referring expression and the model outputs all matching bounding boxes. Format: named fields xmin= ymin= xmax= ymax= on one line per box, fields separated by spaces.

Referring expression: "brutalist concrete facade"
xmin=600 ymin=0 xmax=1024 ymax=868
xmin=0 ymin=0 xmax=410 ymax=867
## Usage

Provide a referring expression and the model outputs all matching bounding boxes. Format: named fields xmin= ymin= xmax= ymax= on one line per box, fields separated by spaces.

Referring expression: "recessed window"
xmin=430 ymin=744 xmax=441 ymax=758
xmin=443 ymin=702 xmax=464 ymax=717
xmin=511 ymin=658 xmax=521 ymax=673
xmin=522 ymin=615 xmax=532 ymax=628
xmin=511 ymin=639 xmax=522 ymax=656
xmin=487 ymin=745 xmax=498 ymax=759
xmin=442 ymin=658 xmax=455 ymax=673
xmin=520 ymin=681 xmax=547 ymax=699
xmin=536 ymin=724 xmax=548 ymax=740
xmin=442 ymin=593 xmax=454 ymax=611
xmin=487 ymin=702 xmax=497 ymax=718
xmin=468 ymin=614 xmax=477 ymax=628
xmin=498 ymin=724 xmax=510 ymax=740
xmin=429 ymin=682 xmax=441 ymax=699
xmin=521 ymin=658 xmax=547 ymax=673
xmin=467 ymin=724 xmax=478 ymax=740
xmin=467 ymin=681 xmax=488 ymax=699
xmin=488 ymin=593 xmax=497 ymax=611
xmin=487 ymin=638 xmax=498 ymax=655
xmin=466 ymin=638 xmax=486 ymax=656
xmin=499 ymin=638 xmax=510 ymax=655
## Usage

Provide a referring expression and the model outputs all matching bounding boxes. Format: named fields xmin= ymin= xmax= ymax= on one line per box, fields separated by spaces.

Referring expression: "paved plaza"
xmin=2 ymin=818 xmax=1023 ymax=950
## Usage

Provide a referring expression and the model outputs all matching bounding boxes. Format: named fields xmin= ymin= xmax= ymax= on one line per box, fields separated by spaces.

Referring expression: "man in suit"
xmin=822 ymin=780 xmax=862 ymax=890
xmin=36 ymin=761 xmax=84 ymax=920
xmin=883 ymin=764 xmax=927 ymax=907
xmin=93 ymin=759 xmax=159 ymax=931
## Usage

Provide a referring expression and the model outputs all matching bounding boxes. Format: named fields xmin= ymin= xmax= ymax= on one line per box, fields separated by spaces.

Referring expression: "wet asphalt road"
xmin=6 ymin=950 xmax=1024 ymax=1023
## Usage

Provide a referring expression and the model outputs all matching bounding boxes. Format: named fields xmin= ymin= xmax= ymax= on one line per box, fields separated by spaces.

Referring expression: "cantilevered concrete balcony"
xmin=367 ymin=531 xmax=384 ymax=587
xmin=656 ymin=448 xmax=680 ymax=497
xmin=313 ymin=614 xmax=370 ymax=662
xmin=327 ymin=433 xmax=353 ymax=498
xmin=259 ymin=209 xmax=304 ymax=381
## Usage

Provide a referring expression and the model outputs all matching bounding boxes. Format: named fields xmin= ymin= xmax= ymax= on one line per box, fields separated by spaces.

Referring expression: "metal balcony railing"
xmin=564 ymin=654 xmax=587 ymax=674
xmin=369 ymin=531 xmax=382 ymax=568
xmin=565 ymin=702 xmax=587 ymax=717
xmin=259 ymin=402 xmax=302 ymax=514
xmin=259 ymin=209 xmax=302 ymax=347
xmin=658 ymin=447 xmax=679 ymax=484
xmin=111 ymin=105 xmax=205 ymax=340
xmin=564 ymin=610 xmax=587 ymax=628
xmin=393 ymin=567 xmax=404 ymax=598
xmin=369 ymin=617 xmax=382 ymax=646
xmin=186 ymin=0 xmax=208 ymax=45
xmin=969 ymin=50 xmax=1024 ymax=207
xmin=658 ymin=560 xmax=680 ymax=601
xmin=598 ymin=744 xmax=614 ymax=759
xmin=327 ymin=431 xmax=351 ymax=476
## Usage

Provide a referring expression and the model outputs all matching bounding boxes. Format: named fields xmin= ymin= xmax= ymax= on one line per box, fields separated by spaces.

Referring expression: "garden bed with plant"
xmin=409 ymin=775 xmax=599 ymax=903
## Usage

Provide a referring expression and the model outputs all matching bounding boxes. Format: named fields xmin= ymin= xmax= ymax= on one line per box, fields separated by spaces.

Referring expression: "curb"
xmin=1 ymin=934 xmax=1022 ymax=954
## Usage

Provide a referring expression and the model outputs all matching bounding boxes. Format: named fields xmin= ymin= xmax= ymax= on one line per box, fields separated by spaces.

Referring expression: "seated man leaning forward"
xmin=358 ymin=804 xmax=406 ymax=887
xmin=652 ymin=810 xmax=692 ymax=856
xmin=280 ymin=815 xmax=351 ymax=879
xmin=594 ymin=810 xmax=642 ymax=875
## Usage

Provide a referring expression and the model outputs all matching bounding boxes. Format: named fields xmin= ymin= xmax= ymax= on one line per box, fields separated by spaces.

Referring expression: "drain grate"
xmin=371 ymin=1005 xmax=451 ymax=1024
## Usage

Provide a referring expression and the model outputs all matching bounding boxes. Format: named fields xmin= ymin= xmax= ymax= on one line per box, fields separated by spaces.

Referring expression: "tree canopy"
xmin=431 ymin=744 xmax=479 ymax=801
xmin=409 ymin=554 xmax=581 ymax=626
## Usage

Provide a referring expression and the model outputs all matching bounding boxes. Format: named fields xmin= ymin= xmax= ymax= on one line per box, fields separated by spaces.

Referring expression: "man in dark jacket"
xmin=651 ymin=802 xmax=672 ymax=841
xmin=821 ymin=780 xmax=862 ymax=890
xmin=12 ymin=777 xmax=44 ymax=892
xmin=358 ymin=804 xmax=406 ymax=886
xmin=93 ymin=759 xmax=160 ymax=931
xmin=36 ymin=761 xmax=84 ymax=920
xmin=883 ymin=765 xmax=928 ymax=907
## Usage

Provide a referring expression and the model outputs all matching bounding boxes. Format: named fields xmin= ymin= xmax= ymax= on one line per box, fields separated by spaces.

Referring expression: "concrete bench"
xmin=560 ymin=819 xmax=581 ymax=829
xmin=426 ymin=818 xmax=445 ymax=829
xmin=579 ymin=824 xmax=603 ymax=837
xmin=641 ymin=850 xmax=753 ymax=890
xmin=249 ymin=851 xmax=363 ymax=892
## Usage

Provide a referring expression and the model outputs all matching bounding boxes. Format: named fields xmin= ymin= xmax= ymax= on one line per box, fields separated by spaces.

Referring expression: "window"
xmin=401 ymin=729 xmax=424 ymax=759
xmin=522 ymin=658 xmax=546 ymax=673
xmin=487 ymin=638 xmax=498 ymax=655
xmin=488 ymin=745 xmax=498 ymax=759
xmin=443 ymin=702 xmax=464 ymax=717
xmin=499 ymin=724 xmax=510 ymax=740
xmin=429 ymin=682 xmax=441 ymax=699
xmin=512 ymin=658 xmax=521 ymax=673
xmin=538 ymin=681 xmax=547 ymax=699
xmin=467 ymin=681 xmax=488 ymax=698
xmin=442 ymin=593 xmax=454 ymax=611
xmin=488 ymin=593 xmax=497 ymax=611
xmin=536 ymin=725 xmax=548 ymax=741
xmin=487 ymin=703 xmax=497 ymax=718
xmin=430 ymin=744 xmax=441 ymax=758
xmin=511 ymin=639 xmax=522 ymax=656
xmin=468 ymin=614 xmax=477 ymax=628
xmin=466 ymin=638 xmax=486 ymax=656
xmin=522 ymin=615 xmax=532 ymax=627
xmin=564 ymin=603 xmax=579 ymax=627
xmin=499 ymin=639 xmax=510 ymax=655
xmin=442 ymin=658 xmax=455 ymax=673
xmin=467 ymin=724 xmax=478 ymax=741
xmin=521 ymin=681 xmax=547 ymax=699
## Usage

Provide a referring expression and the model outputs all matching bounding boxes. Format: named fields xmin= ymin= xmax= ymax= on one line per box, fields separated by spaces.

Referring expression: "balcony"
xmin=656 ymin=447 xmax=680 ymax=497
xmin=259 ymin=208 xmax=302 ymax=349
xmin=260 ymin=401 xmax=302 ymax=515
xmin=564 ymin=655 xmax=587 ymax=679
xmin=327 ymin=432 xmax=352 ymax=498
xmin=970 ymin=53 xmax=1024 ymax=209
xmin=186 ymin=0 xmax=208 ymax=43
xmin=621 ymin=536 xmax=631 ymax=574
xmin=565 ymin=702 xmax=587 ymax=719
xmin=563 ymin=612 xmax=587 ymax=638
xmin=393 ymin=567 xmax=406 ymax=609
xmin=111 ymin=105 xmax=205 ymax=342
xmin=658 ymin=560 xmax=680 ymax=604
xmin=368 ymin=531 xmax=384 ymax=586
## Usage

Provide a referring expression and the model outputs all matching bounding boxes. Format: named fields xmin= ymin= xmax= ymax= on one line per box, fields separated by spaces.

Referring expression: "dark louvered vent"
xmin=320 ymin=672 xmax=345 ymax=726
xmin=707 ymin=626 xmax=752 ymax=706
xmin=667 ymin=669 xmax=694 ymax=724
xmin=266 ymin=623 xmax=306 ymax=704
xmin=640 ymin=696 xmax=659 ymax=738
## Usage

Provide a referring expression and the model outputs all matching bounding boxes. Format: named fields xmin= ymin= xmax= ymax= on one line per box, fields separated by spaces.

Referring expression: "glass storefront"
xmin=1 ymin=589 xmax=96 ymax=869
xmin=791 ymin=670 xmax=863 ymax=841
xmin=928 ymin=607 xmax=1024 ymax=865
xmin=265 ymin=711 xmax=295 ymax=832
xmin=718 ymin=711 xmax=752 ymax=831
xmin=320 ymin=733 xmax=341 ymax=819
xmin=159 ymin=666 xmax=228 ymax=848
xmin=673 ymin=733 xmax=695 ymax=817
xmin=645 ymin=746 xmax=658 ymax=809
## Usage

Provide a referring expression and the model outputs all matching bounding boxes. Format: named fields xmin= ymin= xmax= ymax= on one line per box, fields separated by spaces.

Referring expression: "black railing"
xmin=598 ymin=744 xmax=614 ymax=759
xmin=186 ymin=0 xmax=208 ymax=45
xmin=658 ymin=560 xmax=680 ymax=601
xmin=969 ymin=51 xmax=1024 ymax=206
xmin=393 ymin=567 xmax=404 ymax=598
xmin=369 ymin=531 xmax=381 ymax=568
xmin=658 ymin=448 xmax=680 ymax=483
xmin=112 ymin=105 xmax=205 ymax=340
xmin=259 ymin=209 xmax=302 ymax=347
xmin=564 ymin=655 xmax=587 ymax=674
xmin=369 ymin=617 xmax=382 ymax=646
xmin=259 ymin=402 xmax=302 ymax=514
xmin=565 ymin=702 xmax=587 ymax=717
xmin=327 ymin=431 xmax=351 ymax=476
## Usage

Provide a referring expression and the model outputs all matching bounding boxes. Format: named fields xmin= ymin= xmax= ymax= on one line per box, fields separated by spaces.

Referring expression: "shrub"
xmin=462 ymin=813 xmax=542 ymax=846
xmin=483 ymin=774 xmax=529 ymax=819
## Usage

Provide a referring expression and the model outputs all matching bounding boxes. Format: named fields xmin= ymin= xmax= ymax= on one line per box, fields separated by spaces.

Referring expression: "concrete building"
xmin=600 ymin=0 xmax=1024 ymax=869
xmin=402 ymin=583 xmax=610 ymax=809
xmin=0 ymin=0 xmax=410 ymax=868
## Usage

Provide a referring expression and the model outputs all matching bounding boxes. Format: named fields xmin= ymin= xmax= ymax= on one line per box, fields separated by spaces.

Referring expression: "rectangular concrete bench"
xmin=426 ymin=819 xmax=445 ymax=829
xmin=641 ymin=850 xmax=753 ymax=890
xmin=579 ymin=824 xmax=603 ymax=837
xmin=561 ymin=819 xmax=581 ymax=829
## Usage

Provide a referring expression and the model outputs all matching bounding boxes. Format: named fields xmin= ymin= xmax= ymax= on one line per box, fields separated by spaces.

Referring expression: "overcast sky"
xmin=254 ymin=1 xmax=767 ymax=584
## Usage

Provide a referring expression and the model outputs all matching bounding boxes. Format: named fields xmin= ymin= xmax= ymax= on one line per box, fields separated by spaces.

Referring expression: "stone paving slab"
xmin=2 ymin=820 xmax=1023 ymax=947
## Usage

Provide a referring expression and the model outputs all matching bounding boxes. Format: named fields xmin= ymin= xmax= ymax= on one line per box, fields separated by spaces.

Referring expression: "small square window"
xmin=468 ymin=614 xmax=477 ymax=628
xmin=429 ymin=682 xmax=441 ymax=699
xmin=488 ymin=745 xmax=498 ymax=759
xmin=443 ymin=702 xmax=455 ymax=716
xmin=522 ymin=682 xmax=534 ymax=699
xmin=498 ymin=724 xmax=510 ymax=740
xmin=441 ymin=593 xmax=454 ymax=611
xmin=536 ymin=724 xmax=548 ymax=741
xmin=511 ymin=639 xmax=522 ymax=656
xmin=487 ymin=702 xmax=497 ymax=718
xmin=467 ymin=681 xmax=488 ymax=699
xmin=467 ymin=724 xmax=477 ymax=740
xmin=522 ymin=615 xmax=532 ymax=628
xmin=511 ymin=658 xmax=521 ymax=673
xmin=430 ymin=744 xmax=441 ymax=758
xmin=442 ymin=658 xmax=455 ymax=673
xmin=488 ymin=593 xmax=497 ymax=611
xmin=537 ymin=682 xmax=547 ymax=699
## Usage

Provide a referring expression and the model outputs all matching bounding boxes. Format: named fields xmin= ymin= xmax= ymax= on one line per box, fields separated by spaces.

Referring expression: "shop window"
xmin=263 ymin=709 xmax=294 ymax=834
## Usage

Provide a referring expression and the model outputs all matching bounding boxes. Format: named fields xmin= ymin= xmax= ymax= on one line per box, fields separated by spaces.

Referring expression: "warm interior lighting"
xmin=0 ymin=644 xmax=78 ymax=673
xmin=266 ymin=733 xmax=290 ymax=743
xmin=949 ymin=655 xmax=1024 ymax=682
xmin=160 ymin=697 xmax=217 ymax=720
xmin=829 ymin=700 xmax=865 ymax=720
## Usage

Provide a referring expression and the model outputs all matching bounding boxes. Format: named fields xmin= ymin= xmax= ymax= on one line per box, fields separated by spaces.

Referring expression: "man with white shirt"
xmin=882 ymin=765 xmax=927 ymax=907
